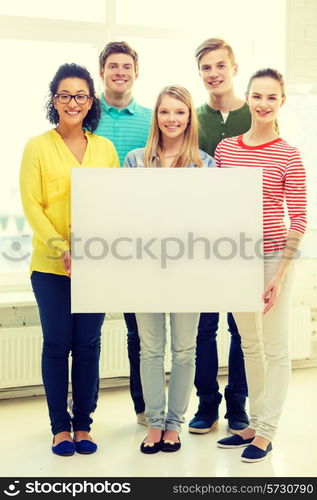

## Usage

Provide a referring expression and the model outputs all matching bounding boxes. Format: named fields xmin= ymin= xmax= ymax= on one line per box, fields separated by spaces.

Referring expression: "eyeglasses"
xmin=54 ymin=94 xmax=91 ymax=105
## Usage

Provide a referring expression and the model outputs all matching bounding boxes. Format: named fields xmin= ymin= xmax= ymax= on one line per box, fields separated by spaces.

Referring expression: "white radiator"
xmin=0 ymin=308 xmax=312 ymax=390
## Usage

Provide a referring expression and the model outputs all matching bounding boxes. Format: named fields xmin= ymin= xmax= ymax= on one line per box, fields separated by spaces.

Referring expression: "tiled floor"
xmin=1 ymin=368 xmax=316 ymax=478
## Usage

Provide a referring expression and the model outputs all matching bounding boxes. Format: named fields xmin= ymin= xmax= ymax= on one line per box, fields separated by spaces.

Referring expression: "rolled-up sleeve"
xmin=285 ymin=149 xmax=307 ymax=235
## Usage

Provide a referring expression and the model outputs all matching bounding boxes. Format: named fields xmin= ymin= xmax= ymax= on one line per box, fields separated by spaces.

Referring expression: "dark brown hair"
xmin=246 ymin=68 xmax=285 ymax=96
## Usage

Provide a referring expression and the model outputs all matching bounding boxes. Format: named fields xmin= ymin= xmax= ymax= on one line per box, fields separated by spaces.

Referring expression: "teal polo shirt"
xmin=94 ymin=94 xmax=152 ymax=166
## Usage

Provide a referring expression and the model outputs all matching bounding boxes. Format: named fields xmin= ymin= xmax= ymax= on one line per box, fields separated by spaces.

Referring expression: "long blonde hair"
xmin=143 ymin=85 xmax=202 ymax=168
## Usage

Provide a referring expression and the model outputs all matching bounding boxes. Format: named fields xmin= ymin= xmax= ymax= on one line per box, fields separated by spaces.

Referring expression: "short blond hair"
xmin=195 ymin=38 xmax=236 ymax=68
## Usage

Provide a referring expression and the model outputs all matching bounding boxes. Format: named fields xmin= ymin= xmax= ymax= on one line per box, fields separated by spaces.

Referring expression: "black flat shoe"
xmin=160 ymin=438 xmax=181 ymax=452
xmin=140 ymin=430 xmax=163 ymax=454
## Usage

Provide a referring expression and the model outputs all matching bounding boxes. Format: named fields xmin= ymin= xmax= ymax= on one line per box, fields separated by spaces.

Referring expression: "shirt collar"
xmin=101 ymin=94 xmax=136 ymax=114
xmin=149 ymin=153 xmax=196 ymax=168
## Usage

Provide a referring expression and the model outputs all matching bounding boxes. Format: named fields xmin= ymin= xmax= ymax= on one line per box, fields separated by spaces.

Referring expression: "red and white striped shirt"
xmin=215 ymin=135 xmax=307 ymax=254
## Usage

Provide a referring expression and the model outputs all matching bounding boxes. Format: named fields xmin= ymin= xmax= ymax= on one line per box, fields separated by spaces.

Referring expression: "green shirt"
xmin=197 ymin=102 xmax=251 ymax=157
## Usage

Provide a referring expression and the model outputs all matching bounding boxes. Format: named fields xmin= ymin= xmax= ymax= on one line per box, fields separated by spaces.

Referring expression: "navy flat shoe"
xmin=52 ymin=440 xmax=75 ymax=456
xmin=217 ymin=434 xmax=254 ymax=448
xmin=73 ymin=439 xmax=97 ymax=454
xmin=241 ymin=442 xmax=273 ymax=462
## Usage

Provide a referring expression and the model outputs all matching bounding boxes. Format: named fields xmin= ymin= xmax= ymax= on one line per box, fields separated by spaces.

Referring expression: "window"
xmin=1 ymin=0 xmax=315 ymax=287
xmin=0 ymin=0 xmax=106 ymax=23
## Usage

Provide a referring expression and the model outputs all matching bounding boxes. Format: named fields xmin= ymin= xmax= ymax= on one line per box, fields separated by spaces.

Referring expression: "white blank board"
xmin=71 ymin=168 xmax=263 ymax=313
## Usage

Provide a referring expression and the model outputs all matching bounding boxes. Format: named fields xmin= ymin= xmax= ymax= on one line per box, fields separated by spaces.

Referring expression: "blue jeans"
xmin=136 ymin=313 xmax=200 ymax=432
xmin=195 ymin=313 xmax=248 ymax=405
xmin=31 ymin=271 xmax=105 ymax=435
xmin=123 ymin=313 xmax=145 ymax=414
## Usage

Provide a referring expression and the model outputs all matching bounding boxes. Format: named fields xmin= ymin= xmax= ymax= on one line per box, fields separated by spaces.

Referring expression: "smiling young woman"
xmin=52 ymin=78 xmax=94 ymax=163
xmin=125 ymin=85 xmax=214 ymax=170
xmin=20 ymin=63 xmax=119 ymax=456
xmin=215 ymin=68 xmax=307 ymax=463
xmin=123 ymin=85 xmax=214 ymax=454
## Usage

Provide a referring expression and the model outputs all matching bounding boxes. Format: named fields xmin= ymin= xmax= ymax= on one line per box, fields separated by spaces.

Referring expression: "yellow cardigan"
xmin=20 ymin=128 xmax=119 ymax=276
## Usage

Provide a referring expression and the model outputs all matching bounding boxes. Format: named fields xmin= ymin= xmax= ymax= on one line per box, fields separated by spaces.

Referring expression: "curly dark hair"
xmin=45 ymin=63 xmax=101 ymax=131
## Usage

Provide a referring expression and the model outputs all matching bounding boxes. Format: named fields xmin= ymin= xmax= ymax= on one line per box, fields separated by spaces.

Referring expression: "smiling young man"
xmin=94 ymin=41 xmax=152 ymax=426
xmin=196 ymin=38 xmax=251 ymax=156
xmin=188 ymin=38 xmax=251 ymax=435
xmin=94 ymin=41 xmax=152 ymax=166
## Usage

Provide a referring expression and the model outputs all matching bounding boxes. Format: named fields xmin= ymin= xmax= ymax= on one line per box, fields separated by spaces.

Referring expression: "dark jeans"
xmin=195 ymin=313 xmax=248 ymax=405
xmin=31 ymin=271 xmax=105 ymax=435
xmin=123 ymin=313 xmax=145 ymax=414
